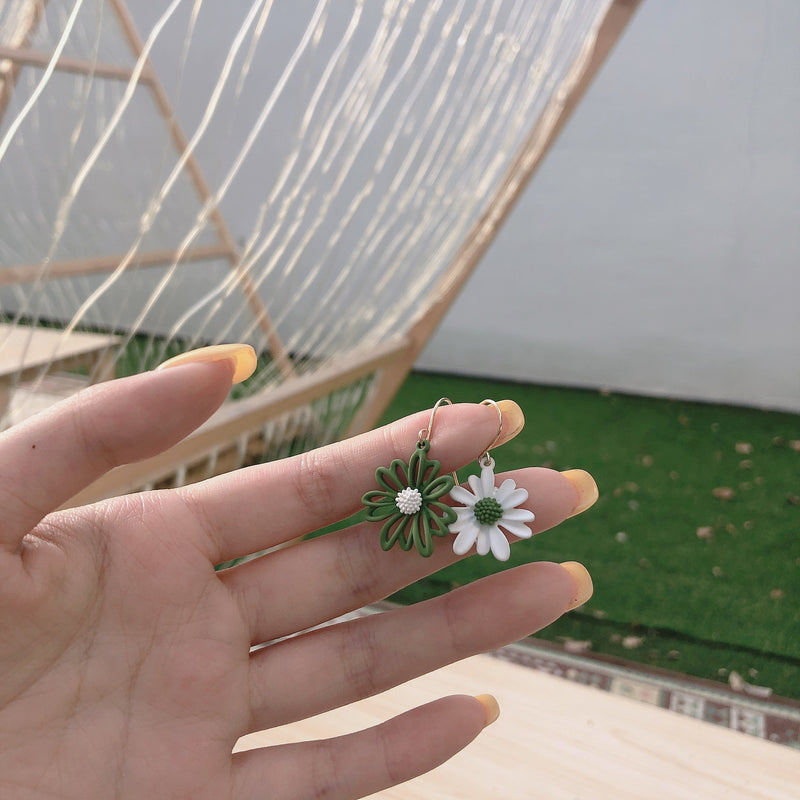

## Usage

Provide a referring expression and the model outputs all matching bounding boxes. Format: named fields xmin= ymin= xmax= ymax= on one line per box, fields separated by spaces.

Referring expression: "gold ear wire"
xmin=418 ymin=397 xmax=459 ymax=484
xmin=418 ymin=397 xmax=452 ymax=444
xmin=479 ymin=399 xmax=503 ymax=467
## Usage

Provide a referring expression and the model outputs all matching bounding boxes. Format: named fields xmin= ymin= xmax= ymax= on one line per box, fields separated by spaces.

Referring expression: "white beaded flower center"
xmin=395 ymin=486 xmax=423 ymax=515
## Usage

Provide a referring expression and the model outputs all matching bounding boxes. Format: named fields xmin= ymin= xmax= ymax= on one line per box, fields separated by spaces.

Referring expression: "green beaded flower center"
xmin=473 ymin=497 xmax=504 ymax=525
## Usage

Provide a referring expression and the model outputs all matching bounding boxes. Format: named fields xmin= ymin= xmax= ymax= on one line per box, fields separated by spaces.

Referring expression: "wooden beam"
xmin=0 ymin=44 xmax=157 ymax=84
xmin=0 ymin=0 xmax=47 ymax=124
xmin=108 ymin=0 xmax=296 ymax=380
xmin=0 ymin=244 xmax=234 ymax=285
xmin=347 ymin=0 xmax=643 ymax=435
xmin=64 ymin=334 xmax=412 ymax=506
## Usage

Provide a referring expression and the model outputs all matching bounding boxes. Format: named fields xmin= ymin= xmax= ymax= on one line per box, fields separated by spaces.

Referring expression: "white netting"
xmin=0 ymin=0 xmax=613 ymax=482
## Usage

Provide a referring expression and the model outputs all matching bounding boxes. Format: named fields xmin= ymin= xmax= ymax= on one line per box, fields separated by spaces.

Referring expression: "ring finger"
xmin=244 ymin=559 xmax=590 ymax=732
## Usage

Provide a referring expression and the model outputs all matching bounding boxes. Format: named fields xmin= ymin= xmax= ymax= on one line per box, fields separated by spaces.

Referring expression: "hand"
xmin=0 ymin=348 xmax=595 ymax=799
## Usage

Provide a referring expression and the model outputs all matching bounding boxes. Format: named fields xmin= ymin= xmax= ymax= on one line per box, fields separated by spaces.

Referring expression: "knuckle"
xmin=69 ymin=390 xmax=117 ymax=471
xmin=292 ymin=448 xmax=338 ymax=512
xmin=332 ymin=530 xmax=383 ymax=607
xmin=308 ymin=743 xmax=338 ymax=799
xmin=440 ymin=590 xmax=470 ymax=656
xmin=375 ymin=720 xmax=405 ymax=787
xmin=339 ymin=620 xmax=383 ymax=699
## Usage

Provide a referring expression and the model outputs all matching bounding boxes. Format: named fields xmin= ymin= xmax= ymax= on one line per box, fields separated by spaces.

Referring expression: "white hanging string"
xmin=0 ymin=0 xmax=613 ymax=430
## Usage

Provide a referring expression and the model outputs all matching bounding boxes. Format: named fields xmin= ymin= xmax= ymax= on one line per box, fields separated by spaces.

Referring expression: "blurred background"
xmin=421 ymin=0 xmax=800 ymax=414
xmin=1 ymin=0 xmax=798 ymax=740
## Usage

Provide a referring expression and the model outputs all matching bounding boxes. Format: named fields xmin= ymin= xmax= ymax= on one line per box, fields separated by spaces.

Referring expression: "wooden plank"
xmin=0 ymin=323 xmax=120 ymax=424
xmin=0 ymin=323 xmax=120 ymax=378
xmin=0 ymin=0 xmax=46 ymax=123
xmin=0 ymin=44 xmax=156 ymax=84
xmin=0 ymin=244 xmax=234 ymax=285
xmin=236 ymin=653 xmax=800 ymax=799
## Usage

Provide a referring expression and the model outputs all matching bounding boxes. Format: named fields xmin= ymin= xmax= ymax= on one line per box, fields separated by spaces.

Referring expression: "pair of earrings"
xmin=361 ymin=398 xmax=534 ymax=561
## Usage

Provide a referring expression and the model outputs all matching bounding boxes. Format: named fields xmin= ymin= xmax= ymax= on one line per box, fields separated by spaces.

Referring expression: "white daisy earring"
xmin=448 ymin=399 xmax=535 ymax=561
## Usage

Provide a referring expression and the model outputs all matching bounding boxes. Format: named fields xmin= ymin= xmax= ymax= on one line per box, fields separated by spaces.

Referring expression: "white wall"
xmin=418 ymin=0 xmax=800 ymax=412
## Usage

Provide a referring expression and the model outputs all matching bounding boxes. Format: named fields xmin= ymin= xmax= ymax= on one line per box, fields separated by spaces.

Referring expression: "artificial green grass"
xmin=381 ymin=371 xmax=800 ymax=699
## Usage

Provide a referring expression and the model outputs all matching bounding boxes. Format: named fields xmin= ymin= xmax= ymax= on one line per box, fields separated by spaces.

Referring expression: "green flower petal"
xmin=362 ymin=489 xmax=394 ymax=506
xmin=422 ymin=474 xmax=455 ymax=501
xmin=412 ymin=513 xmax=436 ymax=557
xmin=407 ymin=443 xmax=437 ymax=489
xmin=427 ymin=500 xmax=458 ymax=526
xmin=402 ymin=514 xmax=421 ymax=552
xmin=365 ymin=502 xmax=399 ymax=522
xmin=375 ymin=459 xmax=410 ymax=494
xmin=380 ymin=513 xmax=408 ymax=551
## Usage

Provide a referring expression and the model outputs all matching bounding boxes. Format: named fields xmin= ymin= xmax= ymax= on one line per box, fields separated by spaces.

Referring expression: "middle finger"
xmin=221 ymin=466 xmax=591 ymax=645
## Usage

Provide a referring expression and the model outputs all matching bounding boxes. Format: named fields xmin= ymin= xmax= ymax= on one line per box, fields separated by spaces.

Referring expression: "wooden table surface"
xmin=236 ymin=653 xmax=799 ymax=799
xmin=0 ymin=323 xmax=120 ymax=377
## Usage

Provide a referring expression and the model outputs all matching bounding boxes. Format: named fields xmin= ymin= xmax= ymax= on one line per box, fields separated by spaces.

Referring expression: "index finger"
xmin=0 ymin=355 xmax=246 ymax=553
xmin=176 ymin=401 xmax=524 ymax=563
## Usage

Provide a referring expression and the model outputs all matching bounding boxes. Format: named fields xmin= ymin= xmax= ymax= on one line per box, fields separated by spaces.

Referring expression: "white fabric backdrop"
xmin=418 ymin=0 xmax=800 ymax=412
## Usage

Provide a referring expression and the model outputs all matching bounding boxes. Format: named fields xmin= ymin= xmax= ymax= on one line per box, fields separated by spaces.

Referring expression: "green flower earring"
xmin=362 ymin=398 xmax=457 ymax=557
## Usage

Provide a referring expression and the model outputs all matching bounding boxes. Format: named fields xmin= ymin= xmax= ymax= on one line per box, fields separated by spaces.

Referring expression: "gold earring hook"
xmin=479 ymin=399 xmax=503 ymax=467
xmin=418 ymin=398 xmax=459 ymax=485
xmin=418 ymin=397 xmax=452 ymax=444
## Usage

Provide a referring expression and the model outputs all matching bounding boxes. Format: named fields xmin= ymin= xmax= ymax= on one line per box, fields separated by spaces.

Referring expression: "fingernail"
xmin=474 ymin=694 xmax=500 ymax=727
xmin=156 ymin=344 xmax=257 ymax=384
xmin=561 ymin=469 xmax=599 ymax=517
xmin=559 ymin=561 xmax=594 ymax=610
xmin=494 ymin=399 xmax=524 ymax=446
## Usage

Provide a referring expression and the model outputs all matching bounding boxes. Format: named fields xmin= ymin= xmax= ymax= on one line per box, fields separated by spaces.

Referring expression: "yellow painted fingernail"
xmin=561 ymin=469 xmax=599 ymax=517
xmin=494 ymin=399 xmax=524 ymax=446
xmin=156 ymin=344 xmax=257 ymax=384
xmin=474 ymin=694 xmax=500 ymax=727
xmin=559 ymin=561 xmax=594 ymax=610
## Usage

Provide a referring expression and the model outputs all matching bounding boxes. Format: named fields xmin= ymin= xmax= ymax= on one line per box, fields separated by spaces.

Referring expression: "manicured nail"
xmin=474 ymin=694 xmax=500 ymax=727
xmin=561 ymin=469 xmax=599 ymax=517
xmin=494 ymin=399 xmax=524 ymax=446
xmin=156 ymin=344 xmax=257 ymax=384
xmin=559 ymin=561 xmax=594 ymax=610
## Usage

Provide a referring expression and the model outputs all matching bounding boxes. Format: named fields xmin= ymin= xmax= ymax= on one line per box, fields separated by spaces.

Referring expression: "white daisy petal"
xmin=494 ymin=479 xmax=519 ymax=504
xmin=453 ymin=522 xmax=480 ymax=555
xmin=480 ymin=464 xmax=495 ymax=497
xmin=499 ymin=519 xmax=533 ymax=539
xmin=450 ymin=485 xmax=477 ymax=506
xmin=500 ymin=488 xmax=529 ymax=509
xmin=450 ymin=458 xmax=536 ymax=559
xmin=467 ymin=473 xmax=484 ymax=497
xmin=489 ymin=526 xmax=511 ymax=561
xmin=501 ymin=507 xmax=535 ymax=522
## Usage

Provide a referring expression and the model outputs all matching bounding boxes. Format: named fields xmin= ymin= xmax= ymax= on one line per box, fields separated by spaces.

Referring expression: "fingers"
xmin=233 ymin=694 xmax=490 ymax=800
xmin=222 ymin=466 xmax=588 ymax=645
xmin=0 ymin=359 xmax=239 ymax=552
xmin=246 ymin=561 xmax=585 ymax=730
xmin=179 ymin=400 xmax=523 ymax=563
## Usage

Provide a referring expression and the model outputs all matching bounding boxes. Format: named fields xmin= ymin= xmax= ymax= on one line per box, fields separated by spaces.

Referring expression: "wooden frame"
xmin=345 ymin=0 xmax=643 ymax=435
xmin=0 ymin=0 xmax=642 ymax=504
xmin=0 ymin=0 xmax=294 ymax=378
